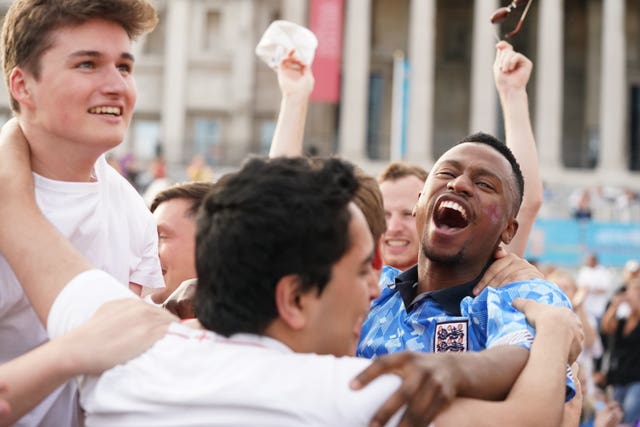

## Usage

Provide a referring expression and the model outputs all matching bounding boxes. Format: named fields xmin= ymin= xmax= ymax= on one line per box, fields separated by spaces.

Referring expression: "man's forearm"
xmin=269 ymin=94 xmax=309 ymax=158
xmin=504 ymin=318 xmax=572 ymax=427
xmin=453 ymin=345 xmax=529 ymax=400
xmin=501 ymin=87 xmax=543 ymax=257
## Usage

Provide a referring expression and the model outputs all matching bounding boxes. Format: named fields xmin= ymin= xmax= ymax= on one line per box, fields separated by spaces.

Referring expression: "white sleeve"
xmin=129 ymin=215 xmax=165 ymax=289
xmin=47 ymin=269 xmax=137 ymax=339
xmin=321 ymin=356 xmax=405 ymax=426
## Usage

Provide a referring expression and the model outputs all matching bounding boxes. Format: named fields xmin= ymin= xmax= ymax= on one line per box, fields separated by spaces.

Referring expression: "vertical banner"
xmin=308 ymin=0 xmax=344 ymax=103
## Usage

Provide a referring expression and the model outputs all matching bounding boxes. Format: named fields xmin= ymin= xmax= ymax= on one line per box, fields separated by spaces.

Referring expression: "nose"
xmin=447 ymin=174 xmax=472 ymax=196
xmin=386 ymin=212 xmax=402 ymax=232
xmin=101 ymin=66 xmax=128 ymax=95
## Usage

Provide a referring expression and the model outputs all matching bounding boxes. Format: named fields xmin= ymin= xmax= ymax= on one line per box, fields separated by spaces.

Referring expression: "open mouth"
xmin=433 ymin=199 xmax=469 ymax=230
xmin=88 ymin=106 xmax=122 ymax=116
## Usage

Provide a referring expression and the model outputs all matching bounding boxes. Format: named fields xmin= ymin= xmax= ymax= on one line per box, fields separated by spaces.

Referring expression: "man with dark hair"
xmin=358 ymin=132 xmax=577 ymax=405
xmin=0 ymin=134 xmax=582 ymax=426
xmin=148 ymin=182 xmax=213 ymax=307
xmin=0 ymin=1 xmax=163 ymax=425
xmin=194 ymin=157 xmax=375 ymax=356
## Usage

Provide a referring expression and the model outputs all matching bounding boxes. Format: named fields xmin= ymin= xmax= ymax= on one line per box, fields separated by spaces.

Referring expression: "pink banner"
xmin=309 ymin=0 xmax=344 ymax=103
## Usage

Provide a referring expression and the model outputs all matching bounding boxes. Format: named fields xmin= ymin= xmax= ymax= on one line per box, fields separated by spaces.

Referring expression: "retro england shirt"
xmin=358 ymin=265 xmax=577 ymax=400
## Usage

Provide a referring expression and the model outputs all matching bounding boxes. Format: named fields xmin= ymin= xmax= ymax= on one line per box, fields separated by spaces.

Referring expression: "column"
xmin=282 ymin=0 xmax=307 ymax=25
xmin=469 ymin=0 xmax=498 ymax=135
xmin=406 ymin=0 xmax=436 ymax=164
xmin=161 ymin=0 xmax=189 ymax=165
xmin=338 ymin=0 xmax=370 ymax=161
xmin=535 ymin=0 xmax=564 ymax=171
xmin=598 ymin=0 xmax=626 ymax=172
xmin=227 ymin=0 xmax=256 ymax=164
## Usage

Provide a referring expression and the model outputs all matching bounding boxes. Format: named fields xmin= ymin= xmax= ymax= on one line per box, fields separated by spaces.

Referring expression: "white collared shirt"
xmin=49 ymin=270 xmax=411 ymax=427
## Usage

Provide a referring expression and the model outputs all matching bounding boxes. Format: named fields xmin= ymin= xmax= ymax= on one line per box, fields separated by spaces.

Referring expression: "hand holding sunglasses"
xmin=491 ymin=0 xmax=533 ymax=39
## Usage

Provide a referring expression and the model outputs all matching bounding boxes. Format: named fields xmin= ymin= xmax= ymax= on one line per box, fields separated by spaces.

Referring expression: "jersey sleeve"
xmin=461 ymin=279 xmax=577 ymax=401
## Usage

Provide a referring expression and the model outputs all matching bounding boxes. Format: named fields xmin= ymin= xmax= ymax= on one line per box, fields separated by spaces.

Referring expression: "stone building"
xmin=0 ymin=0 xmax=638 ymax=192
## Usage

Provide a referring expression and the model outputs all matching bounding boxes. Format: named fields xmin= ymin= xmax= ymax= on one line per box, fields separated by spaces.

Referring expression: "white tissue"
xmin=255 ymin=20 xmax=318 ymax=69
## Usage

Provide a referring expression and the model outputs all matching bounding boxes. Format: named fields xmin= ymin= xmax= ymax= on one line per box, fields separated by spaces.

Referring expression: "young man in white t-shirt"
xmin=0 ymin=2 xmax=165 ymax=426
xmin=0 ymin=135 xmax=583 ymax=427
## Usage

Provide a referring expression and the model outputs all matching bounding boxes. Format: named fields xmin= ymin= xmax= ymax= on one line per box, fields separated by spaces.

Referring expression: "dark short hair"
xmin=194 ymin=157 xmax=359 ymax=336
xmin=150 ymin=181 xmax=214 ymax=217
xmin=457 ymin=132 xmax=524 ymax=212
xmin=378 ymin=161 xmax=428 ymax=184
xmin=1 ymin=0 xmax=157 ymax=112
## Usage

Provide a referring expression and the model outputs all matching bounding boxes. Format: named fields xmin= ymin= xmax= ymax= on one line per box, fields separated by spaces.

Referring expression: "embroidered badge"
xmin=434 ymin=320 xmax=468 ymax=352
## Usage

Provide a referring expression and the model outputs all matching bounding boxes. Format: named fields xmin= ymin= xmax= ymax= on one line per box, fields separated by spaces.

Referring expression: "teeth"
xmin=439 ymin=200 xmax=467 ymax=220
xmin=89 ymin=106 xmax=122 ymax=116
xmin=386 ymin=240 xmax=409 ymax=247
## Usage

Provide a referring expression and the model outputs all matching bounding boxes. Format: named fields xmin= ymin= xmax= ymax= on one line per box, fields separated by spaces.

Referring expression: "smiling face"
xmin=304 ymin=204 xmax=380 ymax=357
xmin=11 ymin=18 xmax=136 ymax=157
xmin=153 ymin=198 xmax=197 ymax=304
xmin=415 ymin=142 xmax=519 ymax=274
xmin=379 ymin=175 xmax=424 ymax=271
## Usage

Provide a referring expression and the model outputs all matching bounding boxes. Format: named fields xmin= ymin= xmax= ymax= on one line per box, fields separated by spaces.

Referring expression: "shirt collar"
xmin=391 ymin=264 xmax=487 ymax=316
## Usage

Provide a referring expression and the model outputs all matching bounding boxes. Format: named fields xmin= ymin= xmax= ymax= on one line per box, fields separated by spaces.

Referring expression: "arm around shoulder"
xmin=434 ymin=300 xmax=582 ymax=427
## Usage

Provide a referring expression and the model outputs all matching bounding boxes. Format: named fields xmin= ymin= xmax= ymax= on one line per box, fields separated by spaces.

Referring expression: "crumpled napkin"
xmin=255 ymin=20 xmax=318 ymax=69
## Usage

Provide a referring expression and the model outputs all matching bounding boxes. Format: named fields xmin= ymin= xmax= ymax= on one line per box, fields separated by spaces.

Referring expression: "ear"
xmin=9 ymin=67 xmax=34 ymax=110
xmin=500 ymin=218 xmax=519 ymax=245
xmin=273 ymin=274 xmax=312 ymax=331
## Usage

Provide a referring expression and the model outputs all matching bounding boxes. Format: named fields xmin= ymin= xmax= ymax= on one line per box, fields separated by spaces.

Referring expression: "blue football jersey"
xmin=358 ymin=265 xmax=577 ymax=400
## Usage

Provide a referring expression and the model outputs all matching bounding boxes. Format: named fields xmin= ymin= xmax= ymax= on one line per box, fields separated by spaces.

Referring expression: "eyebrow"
xmin=438 ymin=160 xmax=502 ymax=181
xmin=69 ymin=50 xmax=135 ymax=63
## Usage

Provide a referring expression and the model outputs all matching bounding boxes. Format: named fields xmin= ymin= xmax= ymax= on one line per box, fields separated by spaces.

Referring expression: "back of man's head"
xmin=457 ymin=132 xmax=524 ymax=213
xmin=194 ymin=157 xmax=359 ymax=336
xmin=1 ymin=0 xmax=157 ymax=112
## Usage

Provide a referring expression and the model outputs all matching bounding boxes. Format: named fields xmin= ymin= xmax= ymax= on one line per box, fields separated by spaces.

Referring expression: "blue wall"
xmin=525 ymin=219 xmax=640 ymax=267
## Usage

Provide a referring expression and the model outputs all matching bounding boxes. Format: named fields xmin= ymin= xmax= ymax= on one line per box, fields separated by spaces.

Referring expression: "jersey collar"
xmin=392 ymin=265 xmax=486 ymax=315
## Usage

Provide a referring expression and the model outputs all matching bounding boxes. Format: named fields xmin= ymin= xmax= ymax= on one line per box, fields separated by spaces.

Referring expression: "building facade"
xmin=0 ymin=0 xmax=638 ymax=192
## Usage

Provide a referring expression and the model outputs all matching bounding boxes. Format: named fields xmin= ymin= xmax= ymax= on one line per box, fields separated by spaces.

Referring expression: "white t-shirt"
xmin=0 ymin=156 xmax=164 ymax=427
xmin=48 ymin=270 xmax=414 ymax=427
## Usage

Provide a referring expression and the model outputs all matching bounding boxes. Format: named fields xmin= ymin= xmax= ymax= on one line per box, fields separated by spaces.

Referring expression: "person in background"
xmin=577 ymin=253 xmax=614 ymax=322
xmin=377 ymin=162 xmax=428 ymax=272
xmin=600 ymin=277 xmax=640 ymax=425
xmin=547 ymin=270 xmax=603 ymax=399
xmin=148 ymin=182 xmax=213 ymax=307
xmin=186 ymin=154 xmax=214 ymax=182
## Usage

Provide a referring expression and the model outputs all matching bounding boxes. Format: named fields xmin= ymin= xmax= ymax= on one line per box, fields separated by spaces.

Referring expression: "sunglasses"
xmin=490 ymin=0 xmax=533 ymax=38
